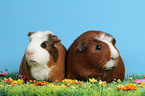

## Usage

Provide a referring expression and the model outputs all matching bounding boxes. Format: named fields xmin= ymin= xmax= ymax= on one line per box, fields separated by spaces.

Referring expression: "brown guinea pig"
xmin=66 ymin=31 xmax=125 ymax=82
xmin=19 ymin=31 xmax=66 ymax=82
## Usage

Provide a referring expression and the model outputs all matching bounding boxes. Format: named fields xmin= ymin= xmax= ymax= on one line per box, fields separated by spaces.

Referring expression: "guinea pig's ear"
xmin=48 ymin=34 xmax=61 ymax=44
xmin=112 ymin=38 xmax=116 ymax=45
xmin=47 ymin=34 xmax=61 ymax=63
xmin=27 ymin=32 xmax=34 ymax=37
xmin=77 ymin=42 xmax=89 ymax=52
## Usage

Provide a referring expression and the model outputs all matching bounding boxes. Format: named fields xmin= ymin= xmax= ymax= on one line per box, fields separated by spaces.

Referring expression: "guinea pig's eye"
xmin=41 ymin=42 xmax=47 ymax=48
xmin=96 ymin=45 xmax=101 ymax=51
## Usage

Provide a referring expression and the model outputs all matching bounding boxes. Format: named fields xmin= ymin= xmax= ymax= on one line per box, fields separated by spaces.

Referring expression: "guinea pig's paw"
xmin=105 ymin=60 xmax=116 ymax=70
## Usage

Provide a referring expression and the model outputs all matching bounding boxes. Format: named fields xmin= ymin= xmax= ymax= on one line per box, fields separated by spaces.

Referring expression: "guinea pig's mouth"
xmin=104 ymin=60 xmax=116 ymax=70
xmin=29 ymin=60 xmax=37 ymax=62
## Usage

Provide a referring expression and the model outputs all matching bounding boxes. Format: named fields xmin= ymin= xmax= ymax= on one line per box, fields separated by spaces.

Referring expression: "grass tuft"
xmin=0 ymin=73 xmax=145 ymax=96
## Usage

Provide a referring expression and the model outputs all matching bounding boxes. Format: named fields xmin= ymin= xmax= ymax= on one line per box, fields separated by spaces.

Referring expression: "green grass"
xmin=0 ymin=73 xmax=145 ymax=96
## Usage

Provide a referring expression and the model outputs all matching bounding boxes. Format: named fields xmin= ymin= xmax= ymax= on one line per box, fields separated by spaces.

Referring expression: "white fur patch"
xmin=97 ymin=33 xmax=119 ymax=70
xmin=25 ymin=31 xmax=54 ymax=80
xmin=31 ymin=65 xmax=54 ymax=80
xmin=104 ymin=60 xmax=116 ymax=70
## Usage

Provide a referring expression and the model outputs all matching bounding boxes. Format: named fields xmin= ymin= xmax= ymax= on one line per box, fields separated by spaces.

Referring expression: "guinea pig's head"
xmin=76 ymin=31 xmax=119 ymax=71
xmin=25 ymin=31 xmax=61 ymax=67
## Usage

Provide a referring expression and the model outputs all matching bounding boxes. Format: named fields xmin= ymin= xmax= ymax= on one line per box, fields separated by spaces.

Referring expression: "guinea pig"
xmin=66 ymin=31 xmax=125 ymax=82
xmin=19 ymin=31 xmax=66 ymax=82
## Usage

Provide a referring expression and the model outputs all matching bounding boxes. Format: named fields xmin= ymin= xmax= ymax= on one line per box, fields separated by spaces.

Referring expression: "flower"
xmin=99 ymin=81 xmax=107 ymax=87
xmin=89 ymin=78 xmax=98 ymax=83
xmin=60 ymin=84 xmax=66 ymax=88
xmin=133 ymin=78 xmax=145 ymax=83
xmin=116 ymin=84 xmax=124 ymax=90
xmin=23 ymin=84 xmax=29 ymax=86
xmin=116 ymin=83 xmax=138 ymax=91
xmin=47 ymin=83 xmax=66 ymax=89
xmin=113 ymin=78 xmax=117 ymax=81
xmin=3 ymin=77 xmax=13 ymax=84
xmin=12 ymin=79 xmax=24 ymax=85
xmin=0 ymin=85 xmax=3 ymax=88
xmin=16 ymin=74 xmax=28 ymax=83
xmin=123 ymin=84 xmax=138 ymax=91
xmin=62 ymin=79 xmax=84 ymax=85
xmin=128 ymin=77 xmax=132 ymax=82
xmin=113 ymin=81 xmax=116 ymax=84
xmin=139 ymin=82 xmax=145 ymax=87
xmin=48 ymin=83 xmax=55 ymax=87
xmin=33 ymin=81 xmax=48 ymax=86
xmin=117 ymin=79 xmax=121 ymax=83
xmin=0 ymin=72 xmax=7 ymax=77
xmin=70 ymin=85 xmax=76 ymax=89
xmin=29 ymin=80 xmax=33 ymax=82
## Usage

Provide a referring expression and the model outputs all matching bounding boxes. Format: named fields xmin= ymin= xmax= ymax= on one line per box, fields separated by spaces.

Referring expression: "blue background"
xmin=0 ymin=0 xmax=145 ymax=75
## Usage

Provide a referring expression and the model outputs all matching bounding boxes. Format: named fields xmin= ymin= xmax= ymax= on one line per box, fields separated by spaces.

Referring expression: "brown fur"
xmin=19 ymin=33 xmax=66 ymax=82
xmin=66 ymin=31 xmax=125 ymax=82
xmin=19 ymin=55 xmax=34 ymax=80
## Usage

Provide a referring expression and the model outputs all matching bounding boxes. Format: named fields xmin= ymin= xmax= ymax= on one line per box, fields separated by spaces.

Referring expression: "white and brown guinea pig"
xmin=66 ymin=31 xmax=125 ymax=82
xmin=19 ymin=31 xmax=66 ymax=82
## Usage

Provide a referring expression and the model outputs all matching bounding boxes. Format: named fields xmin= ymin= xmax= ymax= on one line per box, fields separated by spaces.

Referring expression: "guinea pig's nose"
xmin=27 ymin=52 xmax=34 ymax=56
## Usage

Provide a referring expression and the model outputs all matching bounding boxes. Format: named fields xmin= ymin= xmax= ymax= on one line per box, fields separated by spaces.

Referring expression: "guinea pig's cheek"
xmin=35 ymin=49 xmax=51 ymax=65
xmin=104 ymin=60 xmax=116 ymax=70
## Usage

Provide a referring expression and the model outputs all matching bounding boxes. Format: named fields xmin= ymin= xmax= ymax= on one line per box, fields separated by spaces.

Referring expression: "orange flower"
xmin=3 ymin=77 xmax=13 ymax=84
xmin=116 ymin=83 xmax=138 ymax=91
xmin=33 ymin=81 xmax=48 ymax=86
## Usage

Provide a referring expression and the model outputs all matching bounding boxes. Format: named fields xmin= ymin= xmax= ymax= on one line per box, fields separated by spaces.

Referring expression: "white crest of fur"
xmin=26 ymin=31 xmax=54 ymax=80
xmin=97 ymin=33 xmax=119 ymax=70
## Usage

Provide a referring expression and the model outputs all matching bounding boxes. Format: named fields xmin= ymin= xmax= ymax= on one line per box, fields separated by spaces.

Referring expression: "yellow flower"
xmin=17 ymin=79 xmax=23 ymax=84
xmin=70 ymin=85 xmax=76 ymax=89
xmin=62 ymin=79 xmax=74 ymax=84
xmin=30 ymin=84 xmax=35 ymax=86
xmin=23 ymin=84 xmax=29 ymax=86
xmin=60 ymin=84 xmax=66 ymax=88
xmin=113 ymin=81 xmax=116 ymax=84
xmin=48 ymin=83 xmax=55 ymax=88
xmin=0 ymin=85 xmax=3 ymax=88
xmin=89 ymin=78 xmax=98 ymax=83
xmin=62 ymin=79 xmax=84 ymax=85
xmin=117 ymin=79 xmax=121 ymax=83
xmin=116 ymin=84 xmax=124 ymax=90
xmin=12 ymin=79 xmax=24 ymax=85
xmin=128 ymin=77 xmax=132 ymax=82
xmin=139 ymin=82 xmax=145 ymax=87
xmin=99 ymin=81 xmax=107 ymax=87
